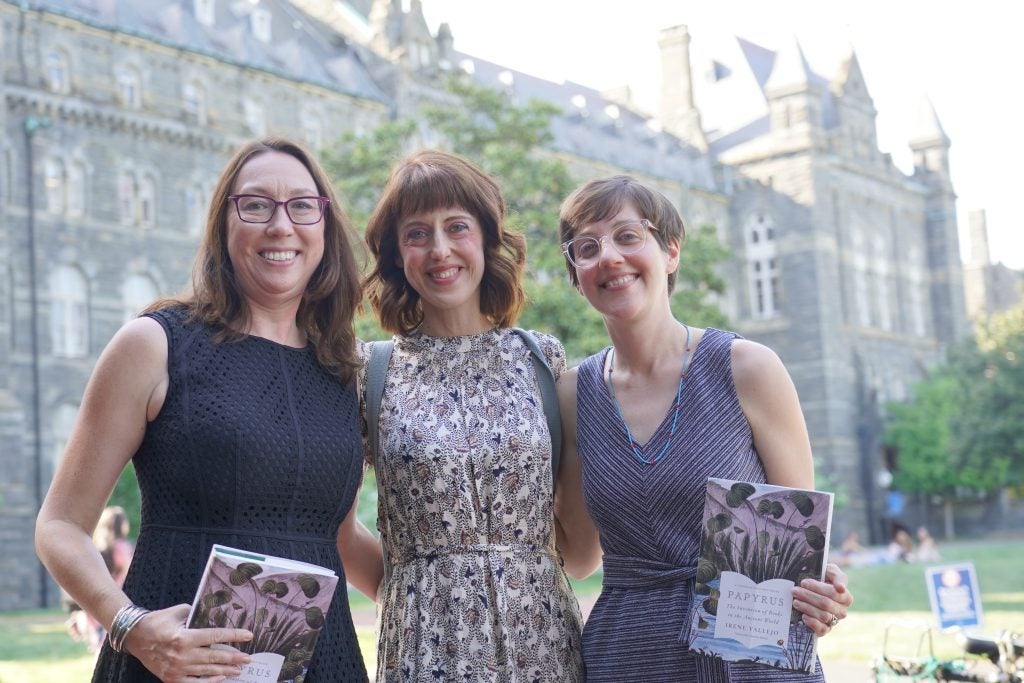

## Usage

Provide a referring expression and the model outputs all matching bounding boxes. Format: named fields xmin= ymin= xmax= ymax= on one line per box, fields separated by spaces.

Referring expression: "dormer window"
xmin=117 ymin=66 xmax=142 ymax=109
xmin=251 ymin=8 xmax=272 ymax=43
xmin=183 ymin=81 xmax=206 ymax=124
xmin=46 ymin=49 xmax=70 ymax=94
xmin=195 ymin=0 xmax=215 ymax=27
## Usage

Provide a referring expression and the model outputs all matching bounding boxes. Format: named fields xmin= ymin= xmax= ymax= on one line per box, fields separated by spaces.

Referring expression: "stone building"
xmin=964 ymin=209 xmax=1022 ymax=320
xmin=1 ymin=0 xmax=968 ymax=609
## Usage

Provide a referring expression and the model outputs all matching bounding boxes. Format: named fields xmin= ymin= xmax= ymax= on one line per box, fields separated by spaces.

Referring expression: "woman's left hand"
xmin=792 ymin=562 xmax=853 ymax=637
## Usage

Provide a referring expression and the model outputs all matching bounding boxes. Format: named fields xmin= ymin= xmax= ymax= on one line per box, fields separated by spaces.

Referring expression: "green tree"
xmin=669 ymin=224 xmax=731 ymax=331
xmin=884 ymin=371 xmax=961 ymax=536
xmin=950 ymin=304 xmax=1024 ymax=492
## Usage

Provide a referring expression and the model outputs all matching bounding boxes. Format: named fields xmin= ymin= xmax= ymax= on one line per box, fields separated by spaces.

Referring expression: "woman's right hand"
xmin=123 ymin=604 xmax=253 ymax=682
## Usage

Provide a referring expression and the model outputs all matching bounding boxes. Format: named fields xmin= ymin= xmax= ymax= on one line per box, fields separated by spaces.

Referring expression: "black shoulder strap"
xmin=511 ymin=328 xmax=561 ymax=490
xmin=365 ymin=340 xmax=394 ymax=470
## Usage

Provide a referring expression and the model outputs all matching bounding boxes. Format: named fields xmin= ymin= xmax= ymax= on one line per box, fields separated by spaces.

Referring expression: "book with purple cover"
xmin=686 ymin=478 xmax=834 ymax=672
xmin=186 ymin=544 xmax=338 ymax=683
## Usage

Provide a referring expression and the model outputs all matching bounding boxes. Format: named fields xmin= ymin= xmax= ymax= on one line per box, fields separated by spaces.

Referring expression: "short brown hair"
xmin=149 ymin=137 xmax=363 ymax=383
xmin=363 ymin=150 xmax=526 ymax=334
xmin=559 ymin=175 xmax=686 ymax=293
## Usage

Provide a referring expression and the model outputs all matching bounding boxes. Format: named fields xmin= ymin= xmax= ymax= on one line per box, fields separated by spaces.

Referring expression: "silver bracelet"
xmin=107 ymin=603 xmax=151 ymax=653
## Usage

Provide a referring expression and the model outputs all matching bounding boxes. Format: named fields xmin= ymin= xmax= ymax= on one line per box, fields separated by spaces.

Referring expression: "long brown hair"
xmin=149 ymin=137 xmax=362 ymax=383
xmin=363 ymin=150 xmax=526 ymax=335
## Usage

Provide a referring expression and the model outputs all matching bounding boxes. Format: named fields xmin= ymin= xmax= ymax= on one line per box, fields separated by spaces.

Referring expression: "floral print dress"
xmin=360 ymin=328 xmax=584 ymax=683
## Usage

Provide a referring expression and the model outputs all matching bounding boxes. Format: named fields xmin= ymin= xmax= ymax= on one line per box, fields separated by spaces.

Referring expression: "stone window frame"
xmin=744 ymin=212 xmax=779 ymax=319
xmin=182 ymin=79 xmax=207 ymax=125
xmin=49 ymin=264 xmax=90 ymax=358
xmin=44 ymin=156 xmax=67 ymax=214
xmin=116 ymin=64 xmax=143 ymax=109
xmin=45 ymin=47 xmax=71 ymax=94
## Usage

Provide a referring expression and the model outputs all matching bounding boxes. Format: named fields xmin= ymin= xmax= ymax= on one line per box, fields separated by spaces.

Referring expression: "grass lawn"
xmin=3 ymin=537 xmax=1020 ymax=681
xmin=816 ymin=536 xmax=1024 ymax=669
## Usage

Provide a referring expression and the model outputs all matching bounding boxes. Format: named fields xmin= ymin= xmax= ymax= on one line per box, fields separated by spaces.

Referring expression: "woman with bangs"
xmin=347 ymin=150 xmax=584 ymax=682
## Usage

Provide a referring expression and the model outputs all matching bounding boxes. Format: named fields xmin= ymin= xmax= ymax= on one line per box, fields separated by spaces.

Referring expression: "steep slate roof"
xmin=26 ymin=0 xmax=387 ymax=102
xmin=456 ymin=52 xmax=716 ymax=190
xmin=692 ymin=32 xmax=838 ymax=156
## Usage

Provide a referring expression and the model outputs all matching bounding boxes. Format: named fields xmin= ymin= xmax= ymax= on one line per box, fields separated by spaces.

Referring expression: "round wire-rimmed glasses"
xmin=227 ymin=194 xmax=330 ymax=225
xmin=561 ymin=219 xmax=659 ymax=269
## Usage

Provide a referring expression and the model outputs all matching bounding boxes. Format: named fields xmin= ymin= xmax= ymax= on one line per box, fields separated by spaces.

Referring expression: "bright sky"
xmin=421 ymin=0 xmax=1022 ymax=269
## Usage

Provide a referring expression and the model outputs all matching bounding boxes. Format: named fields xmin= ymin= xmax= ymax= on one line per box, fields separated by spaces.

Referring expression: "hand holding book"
xmin=187 ymin=545 xmax=339 ymax=683
xmin=686 ymin=478 xmax=835 ymax=673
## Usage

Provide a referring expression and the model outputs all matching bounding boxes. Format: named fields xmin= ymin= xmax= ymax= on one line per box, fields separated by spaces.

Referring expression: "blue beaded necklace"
xmin=606 ymin=324 xmax=692 ymax=465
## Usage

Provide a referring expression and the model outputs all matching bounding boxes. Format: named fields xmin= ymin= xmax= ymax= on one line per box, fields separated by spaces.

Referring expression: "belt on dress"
xmin=601 ymin=553 xmax=698 ymax=588
xmin=600 ymin=553 xmax=731 ymax=680
xmin=392 ymin=542 xmax=554 ymax=566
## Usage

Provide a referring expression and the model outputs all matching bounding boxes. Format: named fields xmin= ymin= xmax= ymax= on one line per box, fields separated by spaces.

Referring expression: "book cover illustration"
xmin=187 ymin=545 xmax=338 ymax=683
xmin=686 ymin=478 xmax=834 ymax=673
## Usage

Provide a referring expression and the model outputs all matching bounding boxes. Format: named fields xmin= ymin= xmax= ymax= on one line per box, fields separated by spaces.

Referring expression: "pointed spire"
xmin=834 ymin=44 xmax=871 ymax=100
xmin=909 ymin=96 xmax=949 ymax=148
xmin=764 ymin=36 xmax=811 ymax=95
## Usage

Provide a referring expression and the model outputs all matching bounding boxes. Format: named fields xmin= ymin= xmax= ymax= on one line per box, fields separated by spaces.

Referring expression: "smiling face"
xmin=395 ymin=205 xmax=488 ymax=335
xmin=573 ymin=201 xmax=679 ymax=322
xmin=226 ymin=151 xmax=325 ymax=310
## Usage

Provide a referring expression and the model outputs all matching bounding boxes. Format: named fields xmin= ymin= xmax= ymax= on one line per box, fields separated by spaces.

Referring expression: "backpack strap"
xmin=366 ymin=340 xmax=394 ymax=469
xmin=365 ymin=340 xmax=394 ymax=585
xmin=510 ymin=328 xmax=562 ymax=491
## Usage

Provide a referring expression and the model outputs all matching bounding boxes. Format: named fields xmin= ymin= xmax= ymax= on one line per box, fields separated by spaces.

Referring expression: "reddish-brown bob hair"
xmin=363 ymin=150 xmax=527 ymax=334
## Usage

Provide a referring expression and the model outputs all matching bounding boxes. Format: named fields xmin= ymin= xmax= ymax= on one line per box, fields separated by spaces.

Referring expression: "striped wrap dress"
xmin=577 ymin=328 xmax=825 ymax=682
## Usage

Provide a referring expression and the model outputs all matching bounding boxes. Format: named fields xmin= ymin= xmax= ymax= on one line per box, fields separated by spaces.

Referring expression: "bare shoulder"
xmin=106 ymin=316 xmax=168 ymax=365
xmin=730 ymin=338 xmax=786 ymax=383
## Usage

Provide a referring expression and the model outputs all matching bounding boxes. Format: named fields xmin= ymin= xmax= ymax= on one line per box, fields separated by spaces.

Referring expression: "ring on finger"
xmin=828 ymin=612 xmax=840 ymax=628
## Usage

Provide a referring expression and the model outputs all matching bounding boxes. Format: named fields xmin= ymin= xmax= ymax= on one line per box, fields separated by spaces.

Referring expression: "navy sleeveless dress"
xmin=577 ymin=328 xmax=825 ymax=682
xmin=92 ymin=307 xmax=368 ymax=682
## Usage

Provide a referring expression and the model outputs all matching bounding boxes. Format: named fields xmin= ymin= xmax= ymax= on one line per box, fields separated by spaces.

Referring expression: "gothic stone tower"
xmin=661 ymin=30 xmax=968 ymax=541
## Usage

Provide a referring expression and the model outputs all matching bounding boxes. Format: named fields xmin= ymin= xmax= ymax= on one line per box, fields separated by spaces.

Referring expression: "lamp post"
xmin=24 ymin=114 xmax=51 ymax=607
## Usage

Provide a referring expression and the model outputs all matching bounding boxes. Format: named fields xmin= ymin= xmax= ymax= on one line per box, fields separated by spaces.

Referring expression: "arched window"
xmin=116 ymin=66 xmax=142 ymax=109
xmin=52 ymin=403 xmax=79 ymax=470
xmin=50 ymin=265 xmax=89 ymax=358
xmin=122 ymin=273 xmax=159 ymax=322
xmin=44 ymin=157 xmax=66 ymax=214
xmin=46 ymin=49 xmax=70 ymax=94
xmin=138 ymin=175 xmax=156 ymax=227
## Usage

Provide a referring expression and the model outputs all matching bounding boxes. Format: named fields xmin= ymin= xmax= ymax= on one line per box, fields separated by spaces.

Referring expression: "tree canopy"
xmin=886 ymin=302 xmax=1024 ymax=499
xmin=323 ymin=75 xmax=729 ymax=360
